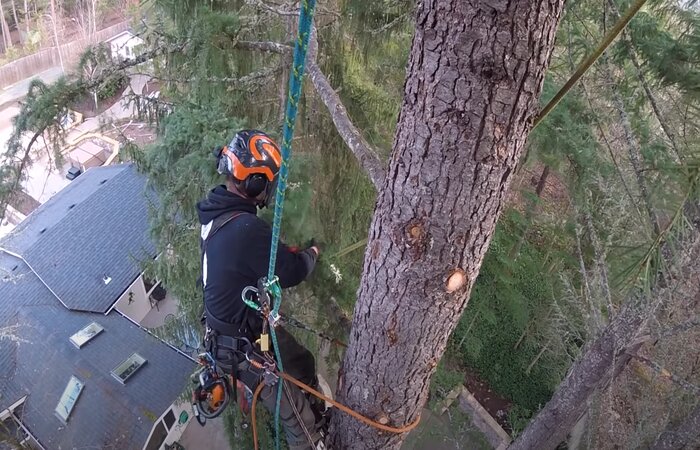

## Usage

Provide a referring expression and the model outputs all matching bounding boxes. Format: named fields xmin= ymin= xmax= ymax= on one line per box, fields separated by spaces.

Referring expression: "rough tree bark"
xmin=510 ymin=221 xmax=700 ymax=450
xmin=327 ymin=0 xmax=566 ymax=448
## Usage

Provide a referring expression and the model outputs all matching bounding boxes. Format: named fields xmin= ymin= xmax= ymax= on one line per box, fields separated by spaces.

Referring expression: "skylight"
xmin=55 ymin=376 xmax=84 ymax=423
xmin=111 ymin=353 xmax=147 ymax=384
xmin=69 ymin=322 xmax=104 ymax=348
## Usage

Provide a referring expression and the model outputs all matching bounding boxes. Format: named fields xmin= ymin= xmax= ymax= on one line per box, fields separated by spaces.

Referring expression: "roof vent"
xmin=39 ymin=228 xmax=47 ymax=234
xmin=100 ymin=179 xmax=108 ymax=185
xmin=103 ymin=275 xmax=112 ymax=285
xmin=69 ymin=204 xmax=76 ymax=209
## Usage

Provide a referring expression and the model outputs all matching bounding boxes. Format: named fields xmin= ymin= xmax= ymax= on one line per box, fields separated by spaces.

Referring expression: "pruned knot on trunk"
xmin=446 ymin=269 xmax=467 ymax=293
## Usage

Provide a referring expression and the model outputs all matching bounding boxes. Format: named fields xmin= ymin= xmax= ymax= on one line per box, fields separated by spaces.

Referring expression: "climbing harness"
xmin=191 ymin=352 xmax=232 ymax=426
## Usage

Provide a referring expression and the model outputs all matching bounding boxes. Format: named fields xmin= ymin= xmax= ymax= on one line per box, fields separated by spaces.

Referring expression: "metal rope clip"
xmin=256 ymin=277 xmax=272 ymax=309
xmin=262 ymin=361 xmax=279 ymax=386
xmin=268 ymin=311 xmax=281 ymax=328
xmin=241 ymin=286 xmax=261 ymax=311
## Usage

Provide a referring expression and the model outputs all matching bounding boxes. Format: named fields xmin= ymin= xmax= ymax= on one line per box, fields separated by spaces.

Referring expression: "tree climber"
xmin=197 ymin=130 xmax=326 ymax=450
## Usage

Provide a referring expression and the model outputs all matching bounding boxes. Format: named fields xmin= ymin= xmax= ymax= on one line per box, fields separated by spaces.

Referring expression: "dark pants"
xmin=215 ymin=326 xmax=321 ymax=450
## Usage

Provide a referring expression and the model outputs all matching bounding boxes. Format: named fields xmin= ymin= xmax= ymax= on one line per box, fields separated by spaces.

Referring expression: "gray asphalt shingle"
xmin=0 ymin=164 xmax=195 ymax=449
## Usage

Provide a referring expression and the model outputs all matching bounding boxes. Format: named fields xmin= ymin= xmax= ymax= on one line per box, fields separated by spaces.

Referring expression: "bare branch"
xmin=245 ymin=0 xmax=298 ymax=16
xmin=307 ymin=30 xmax=385 ymax=189
xmin=630 ymin=352 xmax=700 ymax=396
xmin=369 ymin=13 xmax=409 ymax=35
xmin=245 ymin=0 xmax=341 ymax=18
xmin=131 ymin=65 xmax=283 ymax=88
xmin=234 ymin=40 xmax=292 ymax=54
xmin=234 ymin=37 xmax=387 ymax=189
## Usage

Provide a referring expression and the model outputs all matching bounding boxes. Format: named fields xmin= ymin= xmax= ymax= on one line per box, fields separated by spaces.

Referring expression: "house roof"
xmin=0 ymin=164 xmax=194 ymax=449
xmin=1 ymin=164 xmax=158 ymax=313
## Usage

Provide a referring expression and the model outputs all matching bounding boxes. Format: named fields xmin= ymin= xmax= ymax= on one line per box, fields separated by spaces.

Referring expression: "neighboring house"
xmin=0 ymin=191 xmax=41 ymax=239
xmin=105 ymin=30 xmax=145 ymax=61
xmin=0 ymin=164 xmax=196 ymax=450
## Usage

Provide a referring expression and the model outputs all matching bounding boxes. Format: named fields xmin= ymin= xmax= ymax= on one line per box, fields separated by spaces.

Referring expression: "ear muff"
xmin=243 ymin=174 xmax=268 ymax=198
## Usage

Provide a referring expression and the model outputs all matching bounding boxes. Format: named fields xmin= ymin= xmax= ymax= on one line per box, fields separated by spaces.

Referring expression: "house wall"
xmin=114 ymin=275 xmax=151 ymax=324
xmin=108 ymin=32 xmax=144 ymax=60
xmin=142 ymin=401 xmax=193 ymax=450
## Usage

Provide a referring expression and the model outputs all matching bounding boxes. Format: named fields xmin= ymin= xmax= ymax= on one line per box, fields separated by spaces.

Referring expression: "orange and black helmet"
xmin=214 ymin=130 xmax=282 ymax=202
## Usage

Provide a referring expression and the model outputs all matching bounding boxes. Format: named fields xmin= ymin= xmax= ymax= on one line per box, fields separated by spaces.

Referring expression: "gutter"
xmin=10 ymin=409 xmax=47 ymax=450
xmin=0 ymin=247 xmax=69 ymax=310
xmin=1 ymin=396 xmax=47 ymax=450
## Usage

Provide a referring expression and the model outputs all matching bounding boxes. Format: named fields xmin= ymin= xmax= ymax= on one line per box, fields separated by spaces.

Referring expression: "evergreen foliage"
xmin=2 ymin=0 xmax=700 ymax=446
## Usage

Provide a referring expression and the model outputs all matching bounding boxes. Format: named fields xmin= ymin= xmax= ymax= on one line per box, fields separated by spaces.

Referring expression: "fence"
xmin=0 ymin=22 xmax=130 ymax=89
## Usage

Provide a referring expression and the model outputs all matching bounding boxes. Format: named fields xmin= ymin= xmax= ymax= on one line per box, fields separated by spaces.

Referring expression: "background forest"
xmin=1 ymin=0 xmax=699 ymax=449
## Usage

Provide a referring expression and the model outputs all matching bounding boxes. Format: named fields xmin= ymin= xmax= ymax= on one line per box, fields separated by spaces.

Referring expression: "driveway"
xmin=0 ymin=66 xmax=64 ymax=110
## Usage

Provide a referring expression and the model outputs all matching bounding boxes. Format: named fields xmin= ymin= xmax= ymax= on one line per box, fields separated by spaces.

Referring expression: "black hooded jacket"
xmin=196 ymin=186 xmax=317 ymax=338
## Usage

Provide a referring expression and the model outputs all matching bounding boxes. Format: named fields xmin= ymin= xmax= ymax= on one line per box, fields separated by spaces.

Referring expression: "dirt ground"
xmin=71 ymin=84 xmax=128 ymax=118
xmin=465 ymin=369 xmax=513 ymax=433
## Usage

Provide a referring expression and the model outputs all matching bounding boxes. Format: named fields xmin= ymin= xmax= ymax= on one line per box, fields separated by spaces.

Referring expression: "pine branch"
xmin=245 ymin=0 xmax=340 ymax=18
xmin=0 ymin=130 xmax=44 ymax=220
xmin=233 ymin=37 xmax=387 ymax=189
xmin=131 ymin=65 xmax=283 ymax=88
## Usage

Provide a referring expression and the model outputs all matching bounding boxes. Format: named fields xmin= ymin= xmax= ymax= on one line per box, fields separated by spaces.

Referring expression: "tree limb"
xmin=629 ymin=352 xmax=700 ymax=396
xmin=234 ymin=40 xmax=292 ymax=54
xmin=234 ymin=37 xmax=387 ymax=189
xmin=307 ymin=31 xmax=385 ymax=189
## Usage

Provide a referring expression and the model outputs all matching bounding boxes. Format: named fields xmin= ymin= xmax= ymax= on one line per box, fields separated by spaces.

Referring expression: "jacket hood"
xmin=196 ymin=185 xmax=258 ymax=224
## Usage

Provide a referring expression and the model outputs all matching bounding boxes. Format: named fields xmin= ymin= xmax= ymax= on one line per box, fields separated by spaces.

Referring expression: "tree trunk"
xmin=651 ymin=404 xmax=700 ymax=450
xmin=23 ymin=0 xmax=29 ymax=34
xmin=50 ymin=0 xmax=63 ymax=70
xmin=603 ymin=62 xmax=660 ymax=236
xmin=509 ymin=227 xmax=700 ymax=450
xmin=0 ymin=2 xmax=13 ymax=50
xmin=10 ymin=0 xmax=19 ymax=40
xmin=91 ymin=0 xmax=97 ymax=35
xmin=327 ymin=1 xmax=565 ymax=449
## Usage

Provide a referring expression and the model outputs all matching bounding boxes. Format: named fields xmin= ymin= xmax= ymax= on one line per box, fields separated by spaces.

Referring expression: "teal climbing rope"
xmin=265 ymin=1 xmax=317 ymax=449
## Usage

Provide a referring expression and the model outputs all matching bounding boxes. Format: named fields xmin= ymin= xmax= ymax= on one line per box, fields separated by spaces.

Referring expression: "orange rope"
xmin=251 ymin=382 xmax=265 ymax=450
xmin=279 ymin=371 xmax=421 ymax=434
xmin=247 ymin=359 xmax=421 ymax=448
